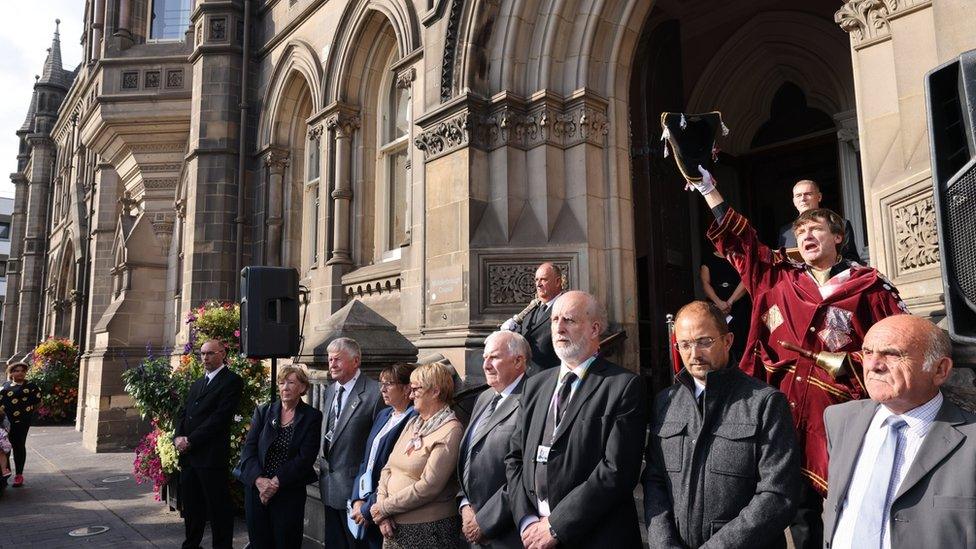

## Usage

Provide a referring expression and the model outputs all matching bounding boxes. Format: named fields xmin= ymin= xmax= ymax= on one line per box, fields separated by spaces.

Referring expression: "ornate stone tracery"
xmin=892 ymin=193 xmax=940 ymax=274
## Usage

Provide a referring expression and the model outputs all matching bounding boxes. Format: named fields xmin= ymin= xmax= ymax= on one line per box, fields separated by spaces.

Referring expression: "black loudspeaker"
xmin=926 ymin=49 xmax=976 ymax=344
xmin=240 ymin=266 xmax=300 ymax=357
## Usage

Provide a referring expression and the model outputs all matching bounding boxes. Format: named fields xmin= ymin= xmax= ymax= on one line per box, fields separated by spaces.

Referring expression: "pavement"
xmin=0 ymin=425 xmax=250 ymax=548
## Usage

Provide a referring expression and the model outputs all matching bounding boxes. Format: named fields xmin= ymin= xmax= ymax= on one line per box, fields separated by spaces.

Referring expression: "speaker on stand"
xmin=240 ymin=266 xmax=300 ymax=397
xmin=926 ymin=49 xmax=976 ymax=344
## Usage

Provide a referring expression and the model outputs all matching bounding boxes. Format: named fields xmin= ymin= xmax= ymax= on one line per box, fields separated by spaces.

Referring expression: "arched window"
xmin=374 ymin=53 xmax=410 ymax=260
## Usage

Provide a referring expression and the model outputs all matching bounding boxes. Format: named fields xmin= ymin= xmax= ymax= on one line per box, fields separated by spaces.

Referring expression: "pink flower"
xmin=233 ymin=330 xmax=240 ymax=338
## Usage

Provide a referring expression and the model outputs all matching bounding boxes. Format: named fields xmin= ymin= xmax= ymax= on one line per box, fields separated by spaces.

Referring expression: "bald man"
xmin=823 ymin=315 xmax=976 ymax=549
xmin=778 ymin=180 xmax=861 ymax=264
xmin=502 ymin=262 xmax=565 ymax=375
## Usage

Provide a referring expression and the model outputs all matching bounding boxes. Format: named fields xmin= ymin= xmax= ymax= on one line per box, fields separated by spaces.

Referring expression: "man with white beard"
xmin=505 ymin=291 xmax=647 ymax=549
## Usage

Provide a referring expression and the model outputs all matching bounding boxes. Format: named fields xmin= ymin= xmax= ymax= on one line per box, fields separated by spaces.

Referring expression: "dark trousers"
xmin=323 ymin=504 xmax=363 ymax=549
xmin=8 ymin=422 xmax=30 ymax=475
xmin=789 ymin=480 xmax=824 ymax=549
xmin=181 ymin=466 xmax=235 ymax=549
xmin=244 ymin=484 xmax=307 ymax=548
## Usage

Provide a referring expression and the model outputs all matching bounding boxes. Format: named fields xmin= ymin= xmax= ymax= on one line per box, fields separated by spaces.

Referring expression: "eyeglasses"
xmin=380 ymin=381 xmax=403 ymax=390
xmin=674 ymin=337 xmax=718 ymax=352
xmin=408 ymin=385 xmax=425 ymax=395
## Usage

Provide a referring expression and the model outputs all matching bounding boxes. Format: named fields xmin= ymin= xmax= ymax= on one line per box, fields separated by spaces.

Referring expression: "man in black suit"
xmin=175 ymin=339 xmax=245 ymax=549
xmin=502 ymin=262 xmax=564 ymax=375
xmin=506 ymin=291 xmax=647 ymax=549
xmin=458 ymin=330 xmax=529 ymax=548
xmin=319 ymin=337 xmax=385 ymax=549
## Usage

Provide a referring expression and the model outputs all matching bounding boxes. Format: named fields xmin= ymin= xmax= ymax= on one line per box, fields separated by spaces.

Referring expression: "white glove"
xmin=684 ymin=165 xmax=717 ymax=195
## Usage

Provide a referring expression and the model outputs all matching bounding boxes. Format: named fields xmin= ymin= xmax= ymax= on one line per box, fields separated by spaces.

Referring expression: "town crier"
xmin=683 ymin=166 xmax=907 ymax=549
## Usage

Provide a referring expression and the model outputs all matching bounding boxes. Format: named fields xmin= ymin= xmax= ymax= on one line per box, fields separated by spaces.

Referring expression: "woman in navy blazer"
xmin=350 ymin=363 xmax=417 ymax=549
xmin=240 ymin=365 xmax=323 ymax=548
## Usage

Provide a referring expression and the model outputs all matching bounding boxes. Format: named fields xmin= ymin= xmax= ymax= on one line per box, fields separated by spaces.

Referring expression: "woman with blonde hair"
xmin=239 ymin=365 xmax=323 ymax=548
xmin=372 ymin=362 xmax=463 ymax=548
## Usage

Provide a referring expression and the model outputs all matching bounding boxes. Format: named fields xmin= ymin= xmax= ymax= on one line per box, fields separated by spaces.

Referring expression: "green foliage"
xmin=28 ymin=338 xmax=80 ymax=423
xmin=123 ymin=301 xmax=269 ymax=505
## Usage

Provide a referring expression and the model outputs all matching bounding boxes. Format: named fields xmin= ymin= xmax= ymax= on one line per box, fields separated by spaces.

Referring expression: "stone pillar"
xmin=263 ymin=148 xmax=288 ymax=266
xmin=15 ymin=135 xmax=55 ymax=356
xmin=74 ymin=163 xmax=120 ymax=430
xmin=0 ymin=174 xmax=29 ymax=360
xmin=90 ymin=0 xmax=105 ymax=62
xmin=834 ymin=110 xmax=866 ymax=261
xmin=115 ymin=0 xmax=132 ymax=39
xmin=178 ymin=0 xmax=246 ymax=339
xmin=326 ymin=112 xmax=359 ymax=266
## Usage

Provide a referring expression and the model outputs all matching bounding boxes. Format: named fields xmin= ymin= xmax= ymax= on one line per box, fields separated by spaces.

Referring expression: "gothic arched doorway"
xmin=629 ymin=2 xmax=862 ymax=396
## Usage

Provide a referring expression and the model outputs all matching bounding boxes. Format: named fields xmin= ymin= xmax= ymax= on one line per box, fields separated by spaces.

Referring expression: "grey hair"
xmin=921 ymin=325 xmax=953 ymax=372
xmin=327 ymin=337 xmax=361 ymax=360
xmin=556 ymin=290 xmax=608 ymax=334
xmin=485 ymin=331 xmax=532 ymax=363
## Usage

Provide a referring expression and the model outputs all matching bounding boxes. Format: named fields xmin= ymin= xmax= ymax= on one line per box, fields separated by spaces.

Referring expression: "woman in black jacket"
xmin=240 ymin=365 xmax=323 ymax=548
xmin=0 ymin=362 xmax=40 ymax=488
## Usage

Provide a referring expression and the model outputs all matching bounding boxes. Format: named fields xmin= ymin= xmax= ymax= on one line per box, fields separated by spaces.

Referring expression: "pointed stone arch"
xmin=258 ymin=39 xmax=324 ymax=148
xmin=686 ymin=11 xmax=854 ymax=156
xmin=323 ymin=0 xmax=421 ymax=106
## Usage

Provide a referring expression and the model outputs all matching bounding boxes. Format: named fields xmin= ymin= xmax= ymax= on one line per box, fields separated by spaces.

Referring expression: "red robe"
xmin=708 ymin=208 xmax=907 ymax=496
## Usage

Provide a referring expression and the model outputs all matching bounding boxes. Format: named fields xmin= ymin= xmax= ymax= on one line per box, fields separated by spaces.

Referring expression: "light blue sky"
xmin=0 ymin=1 xmax=83 ymax=198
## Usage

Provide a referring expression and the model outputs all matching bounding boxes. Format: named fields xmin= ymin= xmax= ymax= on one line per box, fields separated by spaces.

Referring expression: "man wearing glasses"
xmin=174 ymin=339 xmax=244 ymax=549
xmin=644 ymin=301 xmax=800 ymax=548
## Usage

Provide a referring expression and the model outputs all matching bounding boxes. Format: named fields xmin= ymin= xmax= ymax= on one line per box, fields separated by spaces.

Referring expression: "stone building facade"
xmin=5 ymin=0 xmax=975 ymax=458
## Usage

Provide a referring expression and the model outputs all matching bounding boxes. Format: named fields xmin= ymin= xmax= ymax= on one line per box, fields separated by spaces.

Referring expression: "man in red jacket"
xmin=685 ymin=166 xmax=907 ymax=549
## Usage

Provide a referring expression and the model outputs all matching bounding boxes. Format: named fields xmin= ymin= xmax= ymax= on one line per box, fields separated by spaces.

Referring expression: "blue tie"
xmin=852 ymin=417 xmax=908 ymax=548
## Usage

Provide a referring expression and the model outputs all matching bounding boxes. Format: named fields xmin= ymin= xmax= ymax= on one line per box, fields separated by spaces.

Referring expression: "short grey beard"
xmin=555 ymin=340 xmax=587 ymax=364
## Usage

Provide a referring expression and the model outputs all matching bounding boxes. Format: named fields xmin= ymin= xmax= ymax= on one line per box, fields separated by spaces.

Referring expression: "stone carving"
xmin=486 ymin=261 xmax=571 ymax=307
xmin=396 ymin=67 xmax=416 ymax=90
xmin=166 ymin=69 xmax=184 ymax=89
xmin=835 ymin=0 xmax=930 ymax=47
xmin=145 ymin=70 xmax=160 ymax=89
xmin=480 ymin=101 xmax=609 ymax=151
xmin=150 ymin=212 xmax=175 ymax=252
xmin=414 ymin=112 xmax=472 ymax=160
xmin=264 ymin=148 xmax=290 ymax=170
xmin=121 ymin=71 xmax=138 ymax=90
xmin=326 ymin=113 xmax=361 ymax=138
xmin=307 ymin=124 xmax=324 ymax=139
xmin=209 ymin=17 xmax=227 ymax=41
xmin=143 ymin=178 xmax=178 ymax=190
xmin=440 ymin=0 xmax=464 ymax=100
xmin=893 ymin=193 xmax=940 ymax=273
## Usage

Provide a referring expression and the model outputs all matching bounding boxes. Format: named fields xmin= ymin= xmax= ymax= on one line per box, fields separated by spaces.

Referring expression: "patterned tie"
xmin=334 ymin=386 xmax=345 ymax=425
xmin=473 ymin=393 xmax=503 ymax=441
xmin=555 ymin=371 xmax=577 ymax=425
xmin=851 ymin=417 xmax=908 ymax=548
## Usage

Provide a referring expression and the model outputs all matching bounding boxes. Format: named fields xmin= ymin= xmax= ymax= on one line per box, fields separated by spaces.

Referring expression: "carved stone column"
xmin=326 ymin=112 xmax=360 ymax=266
xmin=263 ymin=148 xmax=289 ymax=266
xmin=834 ymin=110 xmax=867 ymax=261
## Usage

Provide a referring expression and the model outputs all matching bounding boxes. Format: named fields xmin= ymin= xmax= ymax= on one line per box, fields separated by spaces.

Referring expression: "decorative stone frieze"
xmin=414 ymin=111 xmax=475 ymax=161
xmin=835 ymin=0 xmax=931 ymax=49
xmin=417 ymin=92 xmax=611 ymax=159
xmin=892 ymin=192 xmax=939 ymax=274
xmin=479 ymin=255 xmax=574 ymax=312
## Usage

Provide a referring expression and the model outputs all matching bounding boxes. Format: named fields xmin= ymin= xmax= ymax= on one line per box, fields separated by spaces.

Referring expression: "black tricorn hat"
xmin=660 ymin=111 xmax=728 ymax=182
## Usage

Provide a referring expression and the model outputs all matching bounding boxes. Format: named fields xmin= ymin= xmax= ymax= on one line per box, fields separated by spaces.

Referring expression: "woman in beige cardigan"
xmin=372 ymin=362 xmax=464 ymax=548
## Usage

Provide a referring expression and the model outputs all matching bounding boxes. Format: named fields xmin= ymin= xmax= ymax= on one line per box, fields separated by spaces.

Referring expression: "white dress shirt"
xmin=830 ymin=392 xmax=943 ymax=549
xmin=205 ymin=364 xmax=226 ymax=385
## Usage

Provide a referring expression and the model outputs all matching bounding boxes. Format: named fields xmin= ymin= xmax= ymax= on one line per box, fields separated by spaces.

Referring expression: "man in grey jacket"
xmin=319 ymin=337 xmax=386 ymax=549
xmin=644 ymin=301 xmax=800 ymax=548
